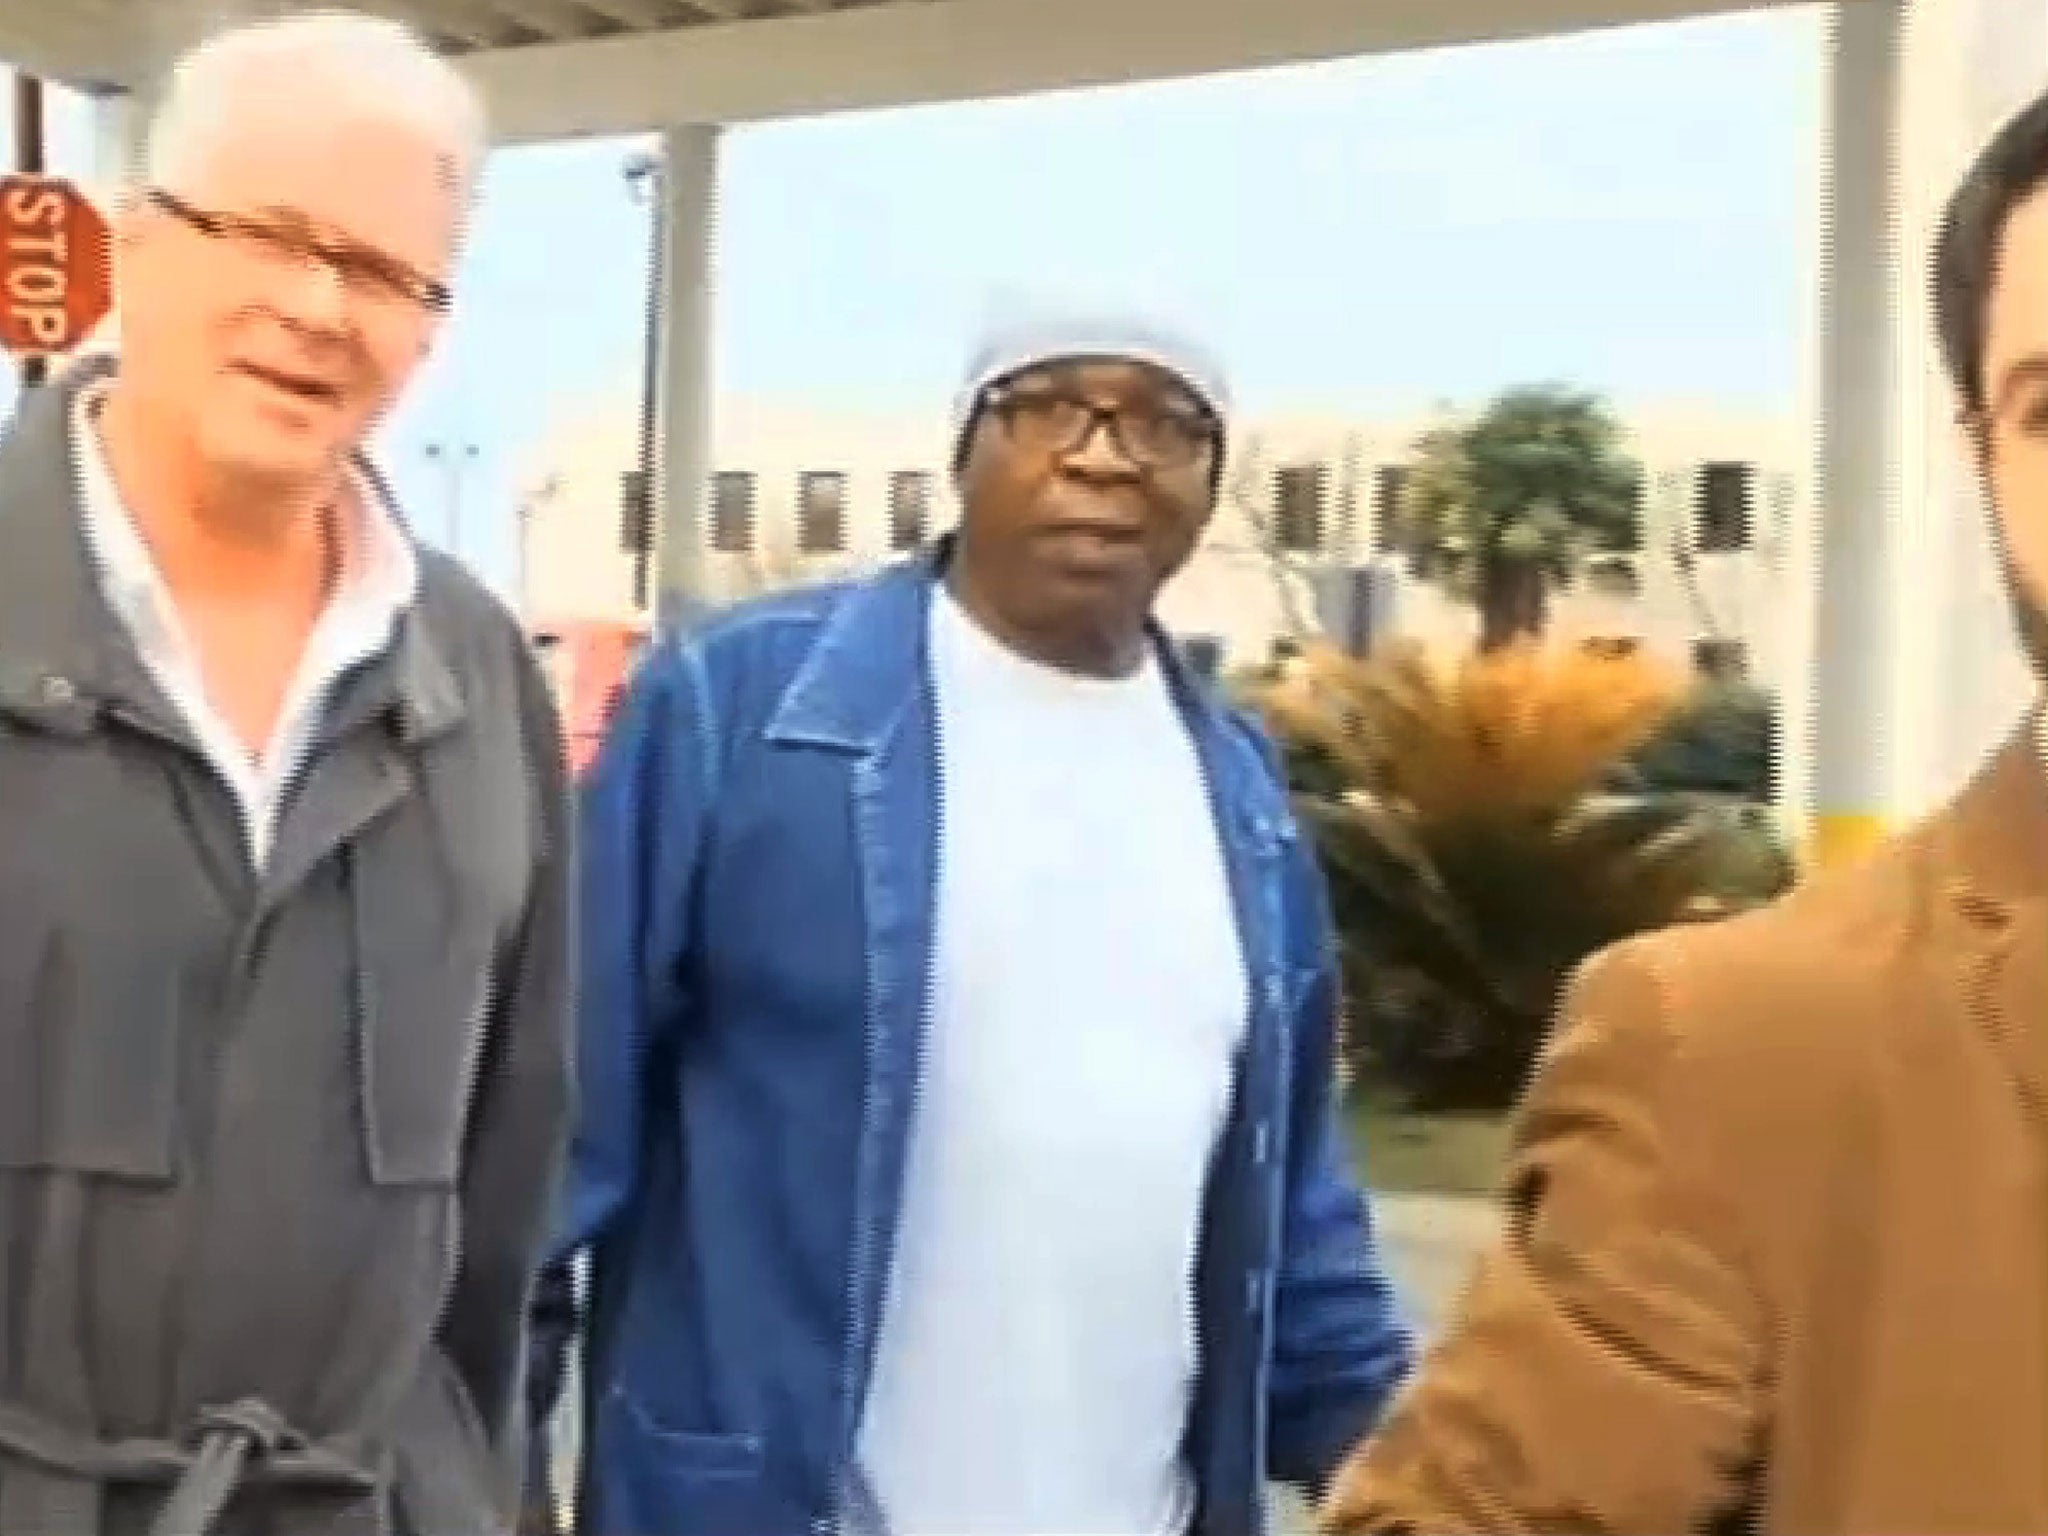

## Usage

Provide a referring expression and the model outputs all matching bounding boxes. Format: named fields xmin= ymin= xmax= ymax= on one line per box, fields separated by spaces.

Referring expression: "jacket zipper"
xmin=101 ymin=703 xmax=266 ymax=1448
xmin=891 ymin=728 xmax=939 ymax=1532
xmin=1189 ymin=699 xmax=1290 ymax=1536
xmin=834 ymin=693 xmax=943 ymax=1536
xmin=837 ymin=994 xmax=881 ymax=1536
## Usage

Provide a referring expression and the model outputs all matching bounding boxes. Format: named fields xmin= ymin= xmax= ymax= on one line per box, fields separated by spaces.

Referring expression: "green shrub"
xmin=1244 ymin=642 xmax=1795 ymax=1110
xmin=1617 ymin=679 xmax=1781 ymax=802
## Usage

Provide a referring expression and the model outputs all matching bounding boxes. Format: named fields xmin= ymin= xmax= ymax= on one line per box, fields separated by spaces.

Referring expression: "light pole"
xmin=14 ymin=71 xmax=45 ymax=390
xmin=625 ymin=149 xmax=663 ymax=616
xmin=424 ymin=438 xmax=481 ymax=558
xmin=517 ymin=473 xmax=561 ymax=622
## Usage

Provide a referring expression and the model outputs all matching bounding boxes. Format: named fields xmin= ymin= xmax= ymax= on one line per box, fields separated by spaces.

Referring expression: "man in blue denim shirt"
xmin=526 ymin=307 xmax=1413 ymax=1536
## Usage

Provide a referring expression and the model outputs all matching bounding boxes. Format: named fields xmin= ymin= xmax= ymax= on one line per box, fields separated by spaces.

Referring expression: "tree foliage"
xmin=1244 ymin=640 xmax=1794 ymax=1109
xmin=1402 ymin=384 xmax=1644 ymax=651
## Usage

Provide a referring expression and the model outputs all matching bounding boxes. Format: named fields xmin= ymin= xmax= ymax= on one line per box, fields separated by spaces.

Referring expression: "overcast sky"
xmin=10 ymin=3 xmax=1826 ymax=596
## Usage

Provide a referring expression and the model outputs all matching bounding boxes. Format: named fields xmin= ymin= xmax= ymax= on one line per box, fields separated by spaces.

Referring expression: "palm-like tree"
xmin=1401 ymin=384 xmax=1644 ymax=652
xmin=1245 ymin=639 xmax=1794 ymax=1109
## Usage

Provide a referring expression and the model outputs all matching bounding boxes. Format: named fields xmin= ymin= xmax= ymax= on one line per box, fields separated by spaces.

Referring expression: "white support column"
xmin=88 ymin=88 xmax=146 ymax=197
xmin=73 ymin=89 xmax=151 ymax=358
xmin=1805 ymin=0 xmax=2048 ymax=867
xmin=652 ymin=122 xmax=721 ymax=629
xmin=1805 ymin=0 xmax=1906 ymax=867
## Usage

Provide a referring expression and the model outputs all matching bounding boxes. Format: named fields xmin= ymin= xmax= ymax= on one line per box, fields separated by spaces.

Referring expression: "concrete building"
xmin=517 ymin=396 xmax=1807 ymax=689
xmin=11 ymin=0 xmax=2047 ymax=854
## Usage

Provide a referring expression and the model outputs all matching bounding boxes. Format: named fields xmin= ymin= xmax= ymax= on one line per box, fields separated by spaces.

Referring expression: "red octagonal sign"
xmin=0 ymin=175 xmax=112 ymax=359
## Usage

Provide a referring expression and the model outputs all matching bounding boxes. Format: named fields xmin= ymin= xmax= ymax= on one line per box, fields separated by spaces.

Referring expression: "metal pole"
xmin=14 ymin=72 xmax=45 ymax=389
xmin=515 ymin=498 xmax=530 ymax=619
xmin=425 ymin=442 xmax=446 ymax=545
xmin=450 ymin=451 xmax=465 ymax=555
xmin=652 ymin=125 xmax=720 ymax=631
xmin=424 ymin=440 xmax=478 ymax=559
xmin=455 ymin=444 xmax=477 ymax=558
xmin=626 ymin=152 xmax=663 ymax=617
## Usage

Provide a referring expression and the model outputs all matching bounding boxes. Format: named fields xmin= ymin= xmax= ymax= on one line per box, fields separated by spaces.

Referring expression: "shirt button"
xmin=1252 ymin=1120 xmax=1273 ymax=1165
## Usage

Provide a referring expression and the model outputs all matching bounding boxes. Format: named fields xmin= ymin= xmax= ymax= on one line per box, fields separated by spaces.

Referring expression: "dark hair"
xmin=1935 ymin=90 xmax=2048 ymax=418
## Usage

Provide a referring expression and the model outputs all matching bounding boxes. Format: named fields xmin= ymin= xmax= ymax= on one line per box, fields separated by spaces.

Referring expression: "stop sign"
xmin=0 ymin=176 xmax=112 ymax=358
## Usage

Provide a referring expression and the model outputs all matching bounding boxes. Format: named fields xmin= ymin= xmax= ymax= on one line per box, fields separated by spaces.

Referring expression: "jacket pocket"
xmin=590 ymin=1386 xmax=791 ymax=1536
xmin=347 ymin=841 xmax=496 ymax=1187
xmin=0 ymin=921 xmax=177 ymax=1179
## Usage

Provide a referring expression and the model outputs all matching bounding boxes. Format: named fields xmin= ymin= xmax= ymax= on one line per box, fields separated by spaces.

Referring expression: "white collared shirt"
xmin=70 ymin=378 xmax=420 ymax=867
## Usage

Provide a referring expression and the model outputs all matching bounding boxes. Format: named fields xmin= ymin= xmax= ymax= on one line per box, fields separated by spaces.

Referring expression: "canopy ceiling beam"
xmin=459 ymin=0 xmax=1818 ymax=143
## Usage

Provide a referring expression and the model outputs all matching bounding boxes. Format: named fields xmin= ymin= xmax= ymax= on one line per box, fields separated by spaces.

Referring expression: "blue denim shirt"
xmin=529 ymin=549 xmax=1414 ymax=1536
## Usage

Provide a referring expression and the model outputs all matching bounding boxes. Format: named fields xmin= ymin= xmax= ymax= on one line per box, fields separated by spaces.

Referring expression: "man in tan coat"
xmin=1321 ymin=87 xmax=2048 ymax=1536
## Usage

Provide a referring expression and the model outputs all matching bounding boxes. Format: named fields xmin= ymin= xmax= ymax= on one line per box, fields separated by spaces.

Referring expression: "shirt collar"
xmin=68 ymin=375 xmax=420 ymax=641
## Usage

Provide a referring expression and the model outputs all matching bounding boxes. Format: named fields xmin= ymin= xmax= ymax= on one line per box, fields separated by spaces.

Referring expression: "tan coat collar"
xmin=1940 ymin=708 xmax=2048 ymax=1121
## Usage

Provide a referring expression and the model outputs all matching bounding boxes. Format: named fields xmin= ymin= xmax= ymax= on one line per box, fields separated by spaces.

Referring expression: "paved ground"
xmin=1373 ymin=1190 xmax=1498 ymax=1336
xmin=1273 ymin=1192 xmax=1495 ymax=1532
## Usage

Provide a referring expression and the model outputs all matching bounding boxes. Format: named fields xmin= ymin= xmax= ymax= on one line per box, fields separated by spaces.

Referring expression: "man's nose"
xmin=1063 ymin=411 xmax=1143 ymax=476
xmin=268 ymin=254 xmax=351 ymax=335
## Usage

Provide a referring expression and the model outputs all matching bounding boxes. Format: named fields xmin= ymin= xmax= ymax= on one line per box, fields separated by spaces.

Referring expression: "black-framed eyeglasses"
xmin=147 ymin=187 xmax=452 ymax=315
xmin=983 ymin=383 xmax=1218 ymax=471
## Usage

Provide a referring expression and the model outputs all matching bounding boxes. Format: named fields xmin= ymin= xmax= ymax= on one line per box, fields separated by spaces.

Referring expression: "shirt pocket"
xmin=0 ymin=731 xmax=184 ymax=1183
xmin=593 ymin=1386 xmax=787 ymax=1536
xmin=0 ymin=919 xmax=180 ymax=1181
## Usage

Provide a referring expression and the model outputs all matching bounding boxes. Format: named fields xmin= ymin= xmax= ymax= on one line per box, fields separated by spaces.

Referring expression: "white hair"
xmin=143 ymin=9 xmax=487 ymax=205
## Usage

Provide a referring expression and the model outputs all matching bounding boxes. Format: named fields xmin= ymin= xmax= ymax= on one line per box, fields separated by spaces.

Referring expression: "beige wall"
xmin=517 ymin=395 xmax=1807 ymax=691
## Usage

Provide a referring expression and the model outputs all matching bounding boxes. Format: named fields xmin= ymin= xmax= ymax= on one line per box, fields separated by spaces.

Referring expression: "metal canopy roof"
xmin=0 ymin=0 xmax=1813 ymax=143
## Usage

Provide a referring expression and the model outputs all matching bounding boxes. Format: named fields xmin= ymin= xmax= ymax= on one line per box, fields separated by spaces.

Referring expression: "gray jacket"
xmin=0 ymin=360 xmax=574 ymax=1536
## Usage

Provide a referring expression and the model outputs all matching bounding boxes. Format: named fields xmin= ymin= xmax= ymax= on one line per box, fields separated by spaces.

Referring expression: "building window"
xmin=619 ymin=468 xmax=652 ymax=555
xmin=1695 ymin=462 xmax=1755 ymax=553
xmin=1373 ymin=464 xmax=1410 ymax=551
xmin=1273 ymin=464 xmax=1328 ymax=553
xmin=1582 ymin=634 xmax=1643 ymax=661
xmin=1584 ymin=555 xmax=1641 ymax=602
xmin=710 ymin=470 xmax=756 ymax=553
xmin=888 ymin=469 xmax=933 ymax=551
xmin=1693 ymin=637 xmax=1750 ymax=681
xmin=798 ymin=471 xmax=848 ymax=554
xmin=1614 ymin=473 xmax=1647 ymax=553
xmin=1180 ymin=634 xmax=1224 ymax=681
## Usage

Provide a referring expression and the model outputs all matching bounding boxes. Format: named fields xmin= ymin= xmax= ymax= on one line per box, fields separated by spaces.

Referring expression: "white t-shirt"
xmin=858 ymin=584 xmax=1251 ymax=1536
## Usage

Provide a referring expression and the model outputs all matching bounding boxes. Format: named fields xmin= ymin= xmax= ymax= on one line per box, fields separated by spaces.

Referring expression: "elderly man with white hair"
xmin=529 ymin=307 xmax=1414 ymax=1536
xmin=0 ymin=12 xmax=572 ymax=1536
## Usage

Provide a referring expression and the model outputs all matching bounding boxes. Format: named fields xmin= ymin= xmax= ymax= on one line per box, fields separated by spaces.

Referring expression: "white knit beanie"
xmin=947 ymin=301 xmax=1232 ymax=478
